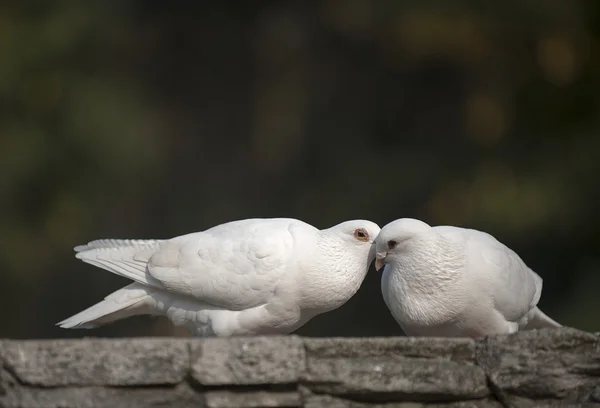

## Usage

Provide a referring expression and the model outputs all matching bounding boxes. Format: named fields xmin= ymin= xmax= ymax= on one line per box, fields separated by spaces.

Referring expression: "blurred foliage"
xmin=0 ymin=0 xmax=598 ymax=338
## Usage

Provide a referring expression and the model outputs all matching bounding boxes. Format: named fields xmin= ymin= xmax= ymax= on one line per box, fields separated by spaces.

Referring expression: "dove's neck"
xmin=298 ymin=233 xmax=370 ymax=314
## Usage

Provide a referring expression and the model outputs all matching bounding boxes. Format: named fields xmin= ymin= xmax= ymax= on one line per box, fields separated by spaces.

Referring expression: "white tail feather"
xmin=74 ymin=239 xmax=163 ymax=252
xmin=525 ymin=307 xmax=562 ymax=329
xmin=75 ymin=242 xmax=163 ymax=289
xmin=57 ymin=283 xmax=155 ymax=329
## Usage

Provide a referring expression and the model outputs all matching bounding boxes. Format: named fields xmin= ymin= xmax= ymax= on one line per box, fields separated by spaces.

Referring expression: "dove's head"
xmin=300 ymin=219 xmax=380 ymax=312
xmin=374 ymin=218 xmax=431 ymax=271
xmin=327 ymin=219 xmax=380 ymax=262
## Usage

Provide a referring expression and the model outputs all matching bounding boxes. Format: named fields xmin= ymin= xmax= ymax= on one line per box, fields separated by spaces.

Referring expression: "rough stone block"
xmin=0 ymin=338 xmax=190 ymax=386
xmin=303 ymin=393 xmax=503 ymax=408
xmin=304 ymin=358 xmax=488 ymax=402
xmin=304 ymin=337 xmax=476 ymax=362
xmin=476 ymin=327 xmax=600 ymax=405
xmin=191 ymin=336 xmax=305 ymax=385
xmin=303 ymin=338 xmax=488 ymax=402
xmin=205 ymin=390 xmax=300 ymax=408
xmin=0 ymin=384 xmax=203 ymax=408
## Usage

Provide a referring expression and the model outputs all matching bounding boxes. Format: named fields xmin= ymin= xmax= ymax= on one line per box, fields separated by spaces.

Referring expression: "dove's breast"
xmin=381 ymin=238 xmax=471 ymax=331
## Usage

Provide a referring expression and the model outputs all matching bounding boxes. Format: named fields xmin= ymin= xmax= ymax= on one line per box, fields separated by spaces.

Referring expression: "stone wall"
xmin=1 ymin=328 xmax=599 ymax=408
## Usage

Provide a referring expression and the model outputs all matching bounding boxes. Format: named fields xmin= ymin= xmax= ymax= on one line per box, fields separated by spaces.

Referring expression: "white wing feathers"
xmin=75 ymin=241 xmax=164 ymax=288
xmin=466 ymin=231 xmax=541 ymax=324
xmin=74 ymin=239 xmax=163 ymax=252
xmin=73 ymin=219 xmax=301 ymax=311
xmin=437 ymin=226 xmax=542 ymax=325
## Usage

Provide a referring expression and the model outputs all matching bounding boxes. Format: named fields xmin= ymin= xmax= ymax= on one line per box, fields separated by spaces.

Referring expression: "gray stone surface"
xmin=205 ymin=390 xmax=300 ymax=408
xmin=303 ymin=337 xmax=476 ymax=362
xmin=1 ymin=328 xmax=599 ymax=407
xmin=0 ymin=338 xmax=190 ymax=386
xmin=476 ymin=327 xmax=600 ymax=406
xmin=303 ymin=355 xmax=488 ymax=402
xmin=303 ymin=337 xmax=487 ymax=402
xmin=191 ymin=335 xmax=305 ymax=385
xmin=302 ymin=393 xmax=504 ymax=408
xmin=2 ymin=384 xmax=203 ymax=408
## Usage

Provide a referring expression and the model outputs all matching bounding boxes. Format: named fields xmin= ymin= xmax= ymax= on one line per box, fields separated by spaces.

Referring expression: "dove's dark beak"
xmin=375 ymin=252 xmax=387 ymax=271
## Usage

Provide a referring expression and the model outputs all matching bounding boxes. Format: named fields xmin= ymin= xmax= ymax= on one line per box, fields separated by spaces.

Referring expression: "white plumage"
xmin=375 ymin=218 xmax=561 ymax=338
xmin=59 ymin=218 xmax=380 ymax=336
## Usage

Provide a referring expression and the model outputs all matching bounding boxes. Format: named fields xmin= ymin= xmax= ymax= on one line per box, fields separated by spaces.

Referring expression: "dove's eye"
xmin=353 ymin=228 xmax=369 ymax=242
xmin=387 ymin=240 xmax=398 ymax=250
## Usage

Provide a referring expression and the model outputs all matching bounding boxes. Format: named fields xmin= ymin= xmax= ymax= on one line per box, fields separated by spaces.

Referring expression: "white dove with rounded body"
xmin=375 ymin=218 xmax=561 ymax=338
xmin=59 ymin=218 xmax=380 ymax=336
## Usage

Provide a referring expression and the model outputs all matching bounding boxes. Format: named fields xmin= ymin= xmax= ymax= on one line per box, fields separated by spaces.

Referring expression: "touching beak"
xmin=375 ymin=252 xmax=387 ymax=271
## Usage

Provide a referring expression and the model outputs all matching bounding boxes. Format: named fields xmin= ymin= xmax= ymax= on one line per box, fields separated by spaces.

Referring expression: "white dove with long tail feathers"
xmin=59 ymin=218 xmax=380 ymax=336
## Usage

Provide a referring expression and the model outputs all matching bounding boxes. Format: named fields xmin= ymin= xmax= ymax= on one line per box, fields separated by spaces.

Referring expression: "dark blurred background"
xmin=1 ymin=0 xmax=598 ymax=339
